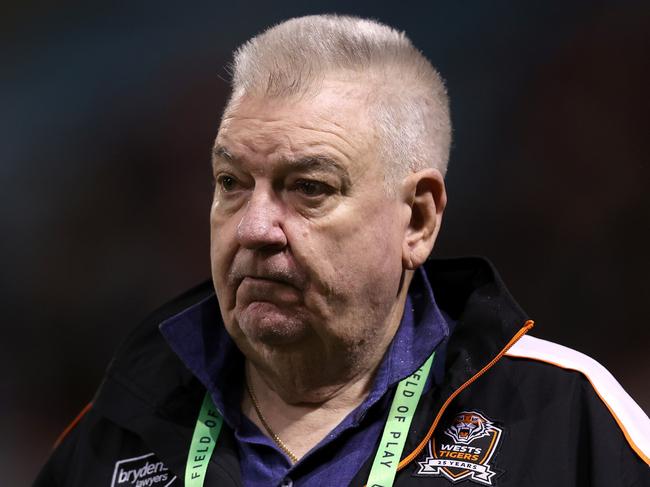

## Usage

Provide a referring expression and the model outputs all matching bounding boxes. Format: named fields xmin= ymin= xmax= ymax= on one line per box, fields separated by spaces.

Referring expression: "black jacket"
xmin=35 ymin=258 xmax=650 ymax=486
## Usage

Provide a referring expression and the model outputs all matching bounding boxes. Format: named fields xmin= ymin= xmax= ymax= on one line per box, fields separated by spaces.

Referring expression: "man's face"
xmin=210 ymin=80 xmax=409 ymax=364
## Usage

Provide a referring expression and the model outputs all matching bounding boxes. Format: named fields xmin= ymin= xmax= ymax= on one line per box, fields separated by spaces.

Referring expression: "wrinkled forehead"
xmin=221 ymin=78 xmax=379 ymax=131
xmin=216 ymin=79 xmax=380 ymax=166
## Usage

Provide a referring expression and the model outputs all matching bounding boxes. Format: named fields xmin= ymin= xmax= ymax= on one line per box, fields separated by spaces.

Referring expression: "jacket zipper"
xmin=396 ymin=320 xmax=534 ymax=471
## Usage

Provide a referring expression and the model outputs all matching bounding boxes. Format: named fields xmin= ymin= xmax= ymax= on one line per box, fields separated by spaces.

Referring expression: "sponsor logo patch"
xmin=415 ymin=410 xmax=503 ymax=485
xmin=111 ymin=452 xmax=177 ymax=487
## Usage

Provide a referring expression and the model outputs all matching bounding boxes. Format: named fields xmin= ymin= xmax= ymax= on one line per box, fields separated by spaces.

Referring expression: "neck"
xmin=245 ymin=348 xmax=378 ymax=414
xmin=242 ymin=357 xmax=380 ymax=462
xmin=247 ymin=287 xmax=408 ymax=404
xmin=240 ymin=275 xmax=412 ymax=460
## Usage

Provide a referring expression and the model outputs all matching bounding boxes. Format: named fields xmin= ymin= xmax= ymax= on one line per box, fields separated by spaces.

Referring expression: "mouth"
xmin=240 ymin=275 xmax=299 ymax=292
xmin=231 ymin=265 xmax=306 ymax=291
xmin=243 ymin=274 xmax=295 ymax=286
xmin=226 ymin=255 xmax=308 ymax=304
xmin=236 ymin=275 xmax=303 ymax=307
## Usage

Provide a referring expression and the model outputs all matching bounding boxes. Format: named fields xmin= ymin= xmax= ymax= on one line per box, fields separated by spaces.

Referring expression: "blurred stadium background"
xmin=2 ymin=1 xmax=649 ymax=484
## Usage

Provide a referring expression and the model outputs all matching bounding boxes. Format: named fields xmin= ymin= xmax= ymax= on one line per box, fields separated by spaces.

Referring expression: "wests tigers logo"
xmin=416 ymin=410 xmax=504 ymax=485
xmin=446 ymin=412 xmax=494 ymax=444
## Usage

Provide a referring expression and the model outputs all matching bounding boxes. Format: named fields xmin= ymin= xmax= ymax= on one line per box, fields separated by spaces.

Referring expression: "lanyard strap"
xmin=185 ymin=392 xmax=223 ymax=487
xmin=366 ymin=351 xmax=434 ymax=487
xmin=185 ymin=351 xmax=434 ymax=487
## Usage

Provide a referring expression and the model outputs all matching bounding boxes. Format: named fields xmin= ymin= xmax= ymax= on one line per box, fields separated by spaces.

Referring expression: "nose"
xmin=236 ymin=187 xmax=288 ymax=250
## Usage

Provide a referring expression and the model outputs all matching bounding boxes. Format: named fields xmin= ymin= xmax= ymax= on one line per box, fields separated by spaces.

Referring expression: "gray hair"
xmin=225 ymin=14 xmax=451 ymax=184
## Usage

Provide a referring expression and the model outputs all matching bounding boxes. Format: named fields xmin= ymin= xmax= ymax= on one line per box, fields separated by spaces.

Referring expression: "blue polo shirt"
xmin=160 ymin=267 xmax=450 ymax=487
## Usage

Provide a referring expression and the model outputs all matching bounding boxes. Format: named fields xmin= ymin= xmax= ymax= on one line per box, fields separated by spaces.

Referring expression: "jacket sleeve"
xmin=578 ymin=375 xmax=650 ymax=486
xmin=505 ymin=335 xmax=650 ymax=485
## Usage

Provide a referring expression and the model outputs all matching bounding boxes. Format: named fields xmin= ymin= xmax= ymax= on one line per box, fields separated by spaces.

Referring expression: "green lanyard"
xmin=185 ymin=351 xmax=434 ymax=487
xmin=184 ymin=393 xmax=223 ymax=486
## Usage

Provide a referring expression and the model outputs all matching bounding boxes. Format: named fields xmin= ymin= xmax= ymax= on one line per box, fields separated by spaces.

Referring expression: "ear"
xmin=400 ymin=169 xmax=447 ymax=270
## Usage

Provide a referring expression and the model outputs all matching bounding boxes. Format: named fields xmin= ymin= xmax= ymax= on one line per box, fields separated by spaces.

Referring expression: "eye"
xmin=293 ymin=179 xmax=333 ymax=197
xmin=216 ymin=174 xmax=239 ymax=192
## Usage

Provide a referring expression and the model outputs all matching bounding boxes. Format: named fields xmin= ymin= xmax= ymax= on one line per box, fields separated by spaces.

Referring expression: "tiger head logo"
xmin=417 ymin=410 xmax=504 ymax=484
xmin=445 ymin=411 xmax=494 ymax=444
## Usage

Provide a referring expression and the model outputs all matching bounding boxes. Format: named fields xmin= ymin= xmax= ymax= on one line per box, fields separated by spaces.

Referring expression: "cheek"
xmin=210 ymin=207 xmax=240 ymax=304
xmin=300 ymin=202 xmax=404 ymax=302
xmin=341 ymin=198 xmax=403 ymax=259
xmin=342 ymin=224 xmax=403 ymax=294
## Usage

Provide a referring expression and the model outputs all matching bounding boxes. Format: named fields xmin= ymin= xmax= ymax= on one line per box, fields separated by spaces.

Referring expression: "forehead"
xmin=215 ymin=80 xmax=378 ymax=167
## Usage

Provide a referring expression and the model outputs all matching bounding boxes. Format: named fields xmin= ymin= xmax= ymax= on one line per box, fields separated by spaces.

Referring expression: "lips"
xmin=229 ymin=255 xmax=307 ymax=290
xmin=241 ymin=273 xmax=297 ymax=288
xmin=237 ymin=276 xmax=302 ymax=306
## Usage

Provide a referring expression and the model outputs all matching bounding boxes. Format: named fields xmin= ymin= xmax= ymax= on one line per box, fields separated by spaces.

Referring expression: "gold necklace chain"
xmin=245 ymin=369 xmax=299 ymax=464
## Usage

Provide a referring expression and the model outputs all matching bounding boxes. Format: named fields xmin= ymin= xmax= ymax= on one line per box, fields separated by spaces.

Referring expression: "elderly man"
xmin=37 ymin=15 xmax=649 ymax=487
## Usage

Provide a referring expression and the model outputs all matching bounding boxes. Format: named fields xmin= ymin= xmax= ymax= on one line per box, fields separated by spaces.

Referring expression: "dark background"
xmin=2 ymin=1 xmax=649 ymax=484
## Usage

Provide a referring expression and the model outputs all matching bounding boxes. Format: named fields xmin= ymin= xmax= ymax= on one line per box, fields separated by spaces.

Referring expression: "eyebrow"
xmin=212 ymin=145 xmax=233 ymax=162
xmin=212 ymin=145 xmax=351 ymax=186
xmin=287 ymin=155 xmax=348 ymax=175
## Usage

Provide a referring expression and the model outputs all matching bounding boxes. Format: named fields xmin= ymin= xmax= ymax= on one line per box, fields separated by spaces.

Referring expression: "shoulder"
xmin=36 ymin=281 xmax=216 ymax=485
xmin=504 ymin=334 xmax=650 ymax=467
xmin=420 ymin=333 xmax=650 ymax=485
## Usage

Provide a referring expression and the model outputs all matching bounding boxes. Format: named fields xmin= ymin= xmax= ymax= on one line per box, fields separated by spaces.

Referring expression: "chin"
xmin=235 ymin=302 xmax=311 ymax=347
